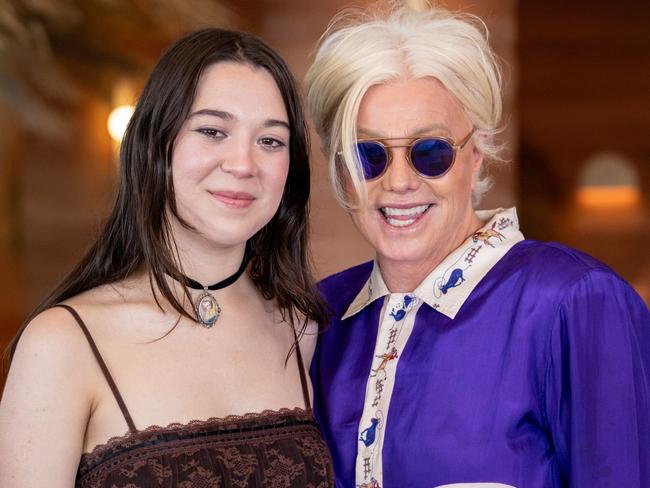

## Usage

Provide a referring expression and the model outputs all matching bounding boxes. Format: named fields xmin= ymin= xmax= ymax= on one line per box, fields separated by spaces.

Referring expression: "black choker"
xmin=174 ymin=249 xmax=250 ymax=328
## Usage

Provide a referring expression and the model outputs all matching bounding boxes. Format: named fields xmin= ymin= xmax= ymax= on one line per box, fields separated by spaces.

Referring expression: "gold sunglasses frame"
xmin=350 ymin=127 xmax=476 ymax=181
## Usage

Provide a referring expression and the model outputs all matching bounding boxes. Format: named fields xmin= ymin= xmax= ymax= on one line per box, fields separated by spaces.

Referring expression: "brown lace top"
xmin=57 ymin=305 xmax=334 ymax=488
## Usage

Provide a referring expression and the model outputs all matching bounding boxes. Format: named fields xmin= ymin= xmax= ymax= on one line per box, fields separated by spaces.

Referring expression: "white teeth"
xmin=381 ymin=204 xmax=430 ymax=216
xmin=386 ymin=217 xmax=416 ymax=227
xmin=380 ymin=204 xmax=431 ymax=228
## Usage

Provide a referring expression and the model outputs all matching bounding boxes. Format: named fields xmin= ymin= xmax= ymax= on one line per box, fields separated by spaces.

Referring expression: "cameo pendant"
xmin=194 ymin=290 xmax=221 ymax=328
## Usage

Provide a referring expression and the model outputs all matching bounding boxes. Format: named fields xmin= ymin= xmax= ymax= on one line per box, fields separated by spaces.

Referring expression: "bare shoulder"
xmin=297 ymin=319 xmax=319 ymax=366
xmin=5 ymin=304 xmax=100 ymax=409
xmin=0 ymin=306 xmax=97 ymax=486
xmin=15 ymin=305 xmax=93 ymax=368
xmin=62 ymin=276 xmax=172 ymax=341
xmin=17 ymin=278 xmax=137 ymax=348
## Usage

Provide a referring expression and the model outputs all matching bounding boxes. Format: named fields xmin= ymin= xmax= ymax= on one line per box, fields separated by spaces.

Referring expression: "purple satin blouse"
xmin=311 ymin=240 xmax=650 ymax=488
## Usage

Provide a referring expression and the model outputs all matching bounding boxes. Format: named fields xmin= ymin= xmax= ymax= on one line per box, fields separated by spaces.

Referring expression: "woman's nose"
xmin=380 ymin=147 xmax=421 ymax=193
xmin=220 ymin=143 xmax=258 ymax=178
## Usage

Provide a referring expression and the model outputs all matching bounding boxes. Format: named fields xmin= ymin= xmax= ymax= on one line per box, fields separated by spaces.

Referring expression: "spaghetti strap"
xmin=55 ymin=304 xmax=137 ymax=433
xmin=292 ymin=327 xmax=312 ymax=411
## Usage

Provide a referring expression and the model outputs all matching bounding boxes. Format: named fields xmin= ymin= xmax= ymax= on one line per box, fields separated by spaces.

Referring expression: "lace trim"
xmin=80 ymin=406 xmax=313 ymax=465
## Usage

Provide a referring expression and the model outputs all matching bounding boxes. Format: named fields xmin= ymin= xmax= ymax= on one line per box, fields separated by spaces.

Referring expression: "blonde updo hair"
xmin=305 ymin=3 xmax=504 ymax=208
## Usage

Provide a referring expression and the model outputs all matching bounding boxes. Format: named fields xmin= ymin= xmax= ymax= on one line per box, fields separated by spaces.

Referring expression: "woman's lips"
xmin=210 ymin=191 xmax=255 ymax=209
xmin=379 ymin=204 xmax=432 ymax=228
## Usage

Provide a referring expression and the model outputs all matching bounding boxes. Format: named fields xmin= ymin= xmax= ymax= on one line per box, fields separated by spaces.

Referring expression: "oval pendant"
xmin=194 ymin=292 xmax=221 ymax=328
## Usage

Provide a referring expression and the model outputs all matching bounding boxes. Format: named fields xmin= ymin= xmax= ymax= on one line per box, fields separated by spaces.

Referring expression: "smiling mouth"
xmin=379 ymin=204 xmax=432 ymax=228
xmin=210 ymin=191 xmax=255 ymax=209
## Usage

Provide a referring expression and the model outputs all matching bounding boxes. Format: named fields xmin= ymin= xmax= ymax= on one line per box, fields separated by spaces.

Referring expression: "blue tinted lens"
xmin=357 ymin=141 xmax=388 ymax=180
xmin=411 ymin=138 xmax=454 ymax=177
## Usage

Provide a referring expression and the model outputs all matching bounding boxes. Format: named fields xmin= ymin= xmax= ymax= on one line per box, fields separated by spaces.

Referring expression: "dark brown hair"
xmin=7 ymin=28 xmax=327 ymax=359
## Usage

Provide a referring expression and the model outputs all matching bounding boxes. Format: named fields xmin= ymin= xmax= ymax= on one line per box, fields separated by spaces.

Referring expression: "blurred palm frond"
xmin=0 ymin=0 xmax=243 ymax=140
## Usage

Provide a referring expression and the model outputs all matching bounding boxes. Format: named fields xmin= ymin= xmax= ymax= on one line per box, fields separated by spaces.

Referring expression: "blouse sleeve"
xmin=544 ymin=269 xmax=650 ymax=486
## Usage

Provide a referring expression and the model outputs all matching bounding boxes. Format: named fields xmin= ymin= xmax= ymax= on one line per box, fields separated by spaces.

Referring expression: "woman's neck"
xmin=174 ymin=240 xmax=248 ymax=287
xmin=169 ymin=217 xmax=248 ymax=287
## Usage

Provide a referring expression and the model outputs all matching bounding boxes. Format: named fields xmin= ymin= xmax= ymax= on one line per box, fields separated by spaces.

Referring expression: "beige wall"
xmin=0 ymin=103 xmax=24 ymax=348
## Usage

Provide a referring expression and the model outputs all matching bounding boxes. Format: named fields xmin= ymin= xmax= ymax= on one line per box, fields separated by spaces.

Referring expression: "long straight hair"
xmin=7 ymin=28 xmax=327 ymax=360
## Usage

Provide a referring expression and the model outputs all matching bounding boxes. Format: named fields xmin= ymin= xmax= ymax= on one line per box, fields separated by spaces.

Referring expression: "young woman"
xmin=0 ymin=28 xmax=333 ymax=487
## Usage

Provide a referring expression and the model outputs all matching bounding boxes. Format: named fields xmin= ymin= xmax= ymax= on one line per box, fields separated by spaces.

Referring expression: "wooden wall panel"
xmin=519 ymin=0 xmax=650 ymax=302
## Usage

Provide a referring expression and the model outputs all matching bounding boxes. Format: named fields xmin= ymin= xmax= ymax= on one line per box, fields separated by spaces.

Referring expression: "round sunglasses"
xmin=351 ymin=128 xmax=476 ymax=181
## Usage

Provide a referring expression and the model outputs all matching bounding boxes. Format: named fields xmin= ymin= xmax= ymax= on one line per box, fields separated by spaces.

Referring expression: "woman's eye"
xmin=258 ymin=137 xmax=286 ymax=149
xmin=196 ymin=128 xmax=226 ymax=139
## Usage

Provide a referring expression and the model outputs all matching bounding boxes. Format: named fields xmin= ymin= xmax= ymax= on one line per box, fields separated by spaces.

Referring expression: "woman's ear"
xmin=469 ymin=133 xmax=486 ymax=191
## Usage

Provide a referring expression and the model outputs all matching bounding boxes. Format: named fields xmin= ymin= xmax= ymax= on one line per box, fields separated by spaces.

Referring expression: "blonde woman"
xmin=306 ymin=4 xmax=650 ymax=488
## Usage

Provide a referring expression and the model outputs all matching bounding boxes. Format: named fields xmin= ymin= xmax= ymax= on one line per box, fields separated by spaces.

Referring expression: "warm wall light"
xmin=576 ymin=152 xmax=641 ymax=208
xmin=107 ymin=105 xmax=135 ymax=142
xmin=576 ymin=185 xmax=641 ymax=207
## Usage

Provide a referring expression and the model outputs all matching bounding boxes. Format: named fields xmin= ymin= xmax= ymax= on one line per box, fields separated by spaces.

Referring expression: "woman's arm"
xmin=0 ymin=307 xmax=95 ymax=487
xmin=545 ymin=270 xmax=650 ymax=486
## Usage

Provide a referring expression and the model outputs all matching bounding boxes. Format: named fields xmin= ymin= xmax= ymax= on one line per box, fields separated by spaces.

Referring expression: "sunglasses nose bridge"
xmin=381 ymin=142 xmax=413 ymax=164
xmin=381 ymin=144 xmax=423 ymax=190
xmin=384 ymin=142 xmax=421 ymax=177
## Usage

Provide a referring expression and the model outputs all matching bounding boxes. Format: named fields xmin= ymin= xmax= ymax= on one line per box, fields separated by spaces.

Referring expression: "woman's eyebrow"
xmin=188 ymin=108 xmax=234 ymax=120
xmin=263 ymin=119 xmax=290 ymax=131
xmin=357 ymin=123 xmax=450 ymax=138
xmin=188 ymin=109 xmax=289 ymax=130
